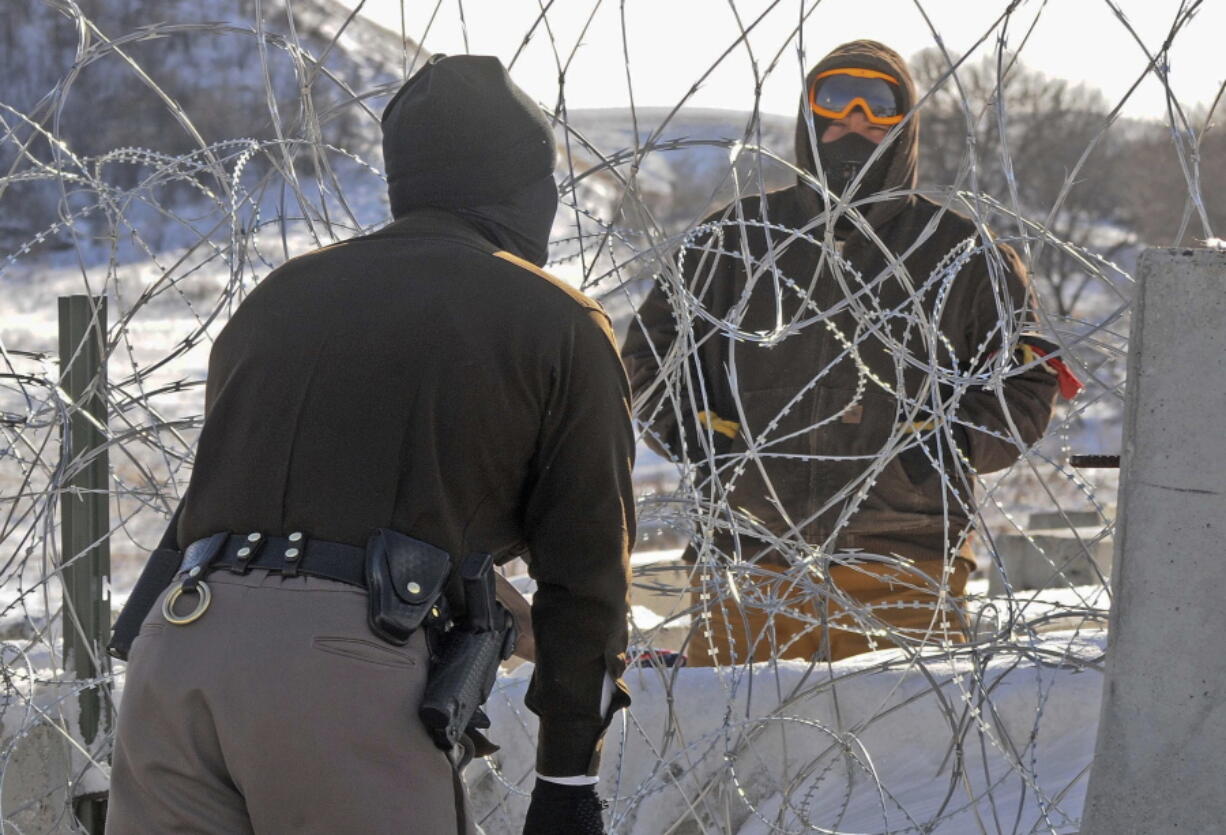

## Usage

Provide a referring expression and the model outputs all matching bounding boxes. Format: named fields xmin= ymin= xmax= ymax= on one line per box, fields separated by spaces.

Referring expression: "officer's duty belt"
xmin=180 ymin=531 xmax=367 ymax=587
xmin=160 ymin=532 xmax=368 ymax=626
xmin=110 ymin=531 xmax=370 ymax=657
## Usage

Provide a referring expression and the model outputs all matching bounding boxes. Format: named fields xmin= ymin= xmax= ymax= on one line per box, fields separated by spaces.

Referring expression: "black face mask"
xmin=453 ymin=174 xmax=559 ymax=267
xmin=817 ymin=132 xmax=888 ymax=198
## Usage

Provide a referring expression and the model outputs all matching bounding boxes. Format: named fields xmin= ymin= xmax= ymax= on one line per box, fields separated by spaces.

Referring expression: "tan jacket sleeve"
xmin=523 ymin=304 xmax=636 ymax=777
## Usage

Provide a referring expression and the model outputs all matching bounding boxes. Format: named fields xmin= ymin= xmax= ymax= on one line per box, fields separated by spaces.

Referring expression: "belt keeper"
xmin=282 ymin=531 xmax=306 ymax=578
xmin=179 ymin=531 xmax=227 ymax=590
xmin=231 ymin=531 xmax=266 ymax=575
xmin=181 ymin=565 xmax=204 ymax=593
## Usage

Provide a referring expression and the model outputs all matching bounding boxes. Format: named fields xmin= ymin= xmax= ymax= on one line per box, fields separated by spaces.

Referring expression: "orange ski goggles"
xmin=808 ymin=68 xmax=905 ymax=126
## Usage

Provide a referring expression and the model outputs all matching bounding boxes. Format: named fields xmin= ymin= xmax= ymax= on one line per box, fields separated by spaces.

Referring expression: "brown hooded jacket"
xmin=621 ymin=41 xmax=1060 ymax=565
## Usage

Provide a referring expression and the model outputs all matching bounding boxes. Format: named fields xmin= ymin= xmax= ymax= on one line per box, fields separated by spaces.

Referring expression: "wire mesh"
xmin=1 ymin=0 xmax=1221 ymax=832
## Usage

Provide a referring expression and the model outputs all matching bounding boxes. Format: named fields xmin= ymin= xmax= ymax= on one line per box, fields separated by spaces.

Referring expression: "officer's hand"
xmin=522 ymin=778 xmax=606 ymax=835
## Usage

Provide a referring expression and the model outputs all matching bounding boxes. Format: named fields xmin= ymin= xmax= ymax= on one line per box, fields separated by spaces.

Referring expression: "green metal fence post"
xmin=58 ymin=295 xmax=112 ymax=832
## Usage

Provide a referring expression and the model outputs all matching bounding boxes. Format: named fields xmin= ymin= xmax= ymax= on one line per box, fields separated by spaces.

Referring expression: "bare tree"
xmin=912 ymin=48 xmax=1134 ymax=318
xmin=1114 ymin=101 xmax=1225 ymax=247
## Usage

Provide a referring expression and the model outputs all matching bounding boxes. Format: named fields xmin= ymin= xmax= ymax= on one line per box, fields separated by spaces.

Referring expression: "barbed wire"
xmin=1 ymin=0 xmax=1219 ymax=832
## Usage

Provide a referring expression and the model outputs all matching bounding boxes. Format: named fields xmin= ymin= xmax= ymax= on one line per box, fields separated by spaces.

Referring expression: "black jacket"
xmin=180 ymin=211 xmax=635 ymax=776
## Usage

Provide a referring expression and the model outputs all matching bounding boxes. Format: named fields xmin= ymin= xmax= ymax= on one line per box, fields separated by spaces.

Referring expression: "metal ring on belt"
xmin=162 ymin=576 xmax=212 ymax=625
xmin=163 ymin=533 xmax=368 ymax=628
xmin=169 ymin=532 xmax=370 ymax=627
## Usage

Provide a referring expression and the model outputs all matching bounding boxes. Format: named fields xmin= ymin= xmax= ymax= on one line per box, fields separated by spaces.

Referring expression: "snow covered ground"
xmin=0 ymin=621 xmax=1104 ymax=833
xmin=481 ymin=556 xmax=1107 ymax=832
xmin=470 ymin=630 xmax=1103 ymax=834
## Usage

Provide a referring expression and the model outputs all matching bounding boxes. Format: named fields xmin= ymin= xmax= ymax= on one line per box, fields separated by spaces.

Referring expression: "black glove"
xmin=522 ymin=778 xmax=607 ymax=835
xmin=681 ymin=409 xmax=737 ymax=461
xmin=898 ymin=422 xmax=971 ymax=485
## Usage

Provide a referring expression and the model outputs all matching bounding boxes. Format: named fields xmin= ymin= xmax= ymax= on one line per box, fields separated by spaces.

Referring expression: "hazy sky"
xmin=348 ymin=0 xmax=1222 ymax=123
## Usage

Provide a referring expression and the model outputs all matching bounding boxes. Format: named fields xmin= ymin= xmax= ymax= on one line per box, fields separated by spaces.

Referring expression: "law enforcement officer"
xmin=108 ymin=55 xmax=634 ymax=834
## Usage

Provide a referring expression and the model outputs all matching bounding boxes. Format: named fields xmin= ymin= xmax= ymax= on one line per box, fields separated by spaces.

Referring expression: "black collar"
xmin=362 ymin=208 xmax=497 ymax=252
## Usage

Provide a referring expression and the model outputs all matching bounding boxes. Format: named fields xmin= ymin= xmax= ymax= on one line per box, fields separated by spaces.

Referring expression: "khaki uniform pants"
xmin=688 ymin=558 xmax=972 ymax=666
xmin=107 ymin=569 xmax=476 ymax=834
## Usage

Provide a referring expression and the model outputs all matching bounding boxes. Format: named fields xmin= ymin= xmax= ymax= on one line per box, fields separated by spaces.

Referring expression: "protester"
xmin=622 ymin=40 xmax=1077 ymax=665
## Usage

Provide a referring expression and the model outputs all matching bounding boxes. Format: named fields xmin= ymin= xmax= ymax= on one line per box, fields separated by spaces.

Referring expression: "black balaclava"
xmin=381 ymin=55 xmax=559 ymax=266
xmin=453 ymin=174 xmax=557 ymax=268
xmin=818 ymin=132 xmax=890 ymax=199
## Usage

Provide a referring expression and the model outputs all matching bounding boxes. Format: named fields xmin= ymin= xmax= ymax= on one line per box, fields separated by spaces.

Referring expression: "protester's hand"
xmin=898 ymin=422 xmax=970 ymax=485
xmin=682 ymin=409 xmax=738 ymax=461
xmin=522 ymin=778 xmax=606 ymax=835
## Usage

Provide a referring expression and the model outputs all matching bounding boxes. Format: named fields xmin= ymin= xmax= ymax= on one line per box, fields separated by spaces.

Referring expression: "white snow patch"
xmin=469 ymin=629 xmax=1103 ymax=834
xmin=629 ymin=547 xmax=686 ymax=567
xmin=629 ymin=605 xmax=666 ymax=631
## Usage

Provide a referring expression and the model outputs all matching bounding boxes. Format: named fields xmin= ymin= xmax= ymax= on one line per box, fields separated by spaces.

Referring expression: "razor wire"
xmin=0 ymin=0 xmax=1221 ymax=832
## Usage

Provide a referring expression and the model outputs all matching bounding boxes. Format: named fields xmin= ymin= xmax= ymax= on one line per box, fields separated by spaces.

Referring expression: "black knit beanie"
xmin=382 ymin=55 xmax=558 ymax=217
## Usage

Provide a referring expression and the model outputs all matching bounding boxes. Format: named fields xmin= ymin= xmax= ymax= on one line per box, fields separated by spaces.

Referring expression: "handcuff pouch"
xmin=365 ymin=528 xmax=452 ymax=645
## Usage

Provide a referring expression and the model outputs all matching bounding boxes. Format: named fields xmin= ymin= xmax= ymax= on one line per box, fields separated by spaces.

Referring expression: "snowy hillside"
xmin=562 ymin=107 xmax=796 ymax=233
xmin=1 ymin=0 xmax=414 ymax=253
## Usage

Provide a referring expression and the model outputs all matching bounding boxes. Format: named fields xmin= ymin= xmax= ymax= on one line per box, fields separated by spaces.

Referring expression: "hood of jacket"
xmin=381 ymin=54 xmax=558 ymax=265
xmin=794 ymin=40 xmax=920 ymax=232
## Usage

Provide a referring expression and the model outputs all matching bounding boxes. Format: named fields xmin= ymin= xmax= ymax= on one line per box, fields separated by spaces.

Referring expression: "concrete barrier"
xmin=1080 ymin=249 xmax=1226 ymax=833
xmin=987 ymin=519 xmax=1112 ymax=596
xmin=0 ymin=719 xmax=74 ymax=834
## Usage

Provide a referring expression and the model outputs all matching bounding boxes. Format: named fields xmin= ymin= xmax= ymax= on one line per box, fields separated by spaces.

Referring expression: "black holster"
xmin=419 ymin=551 xmax=516 ymax=755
